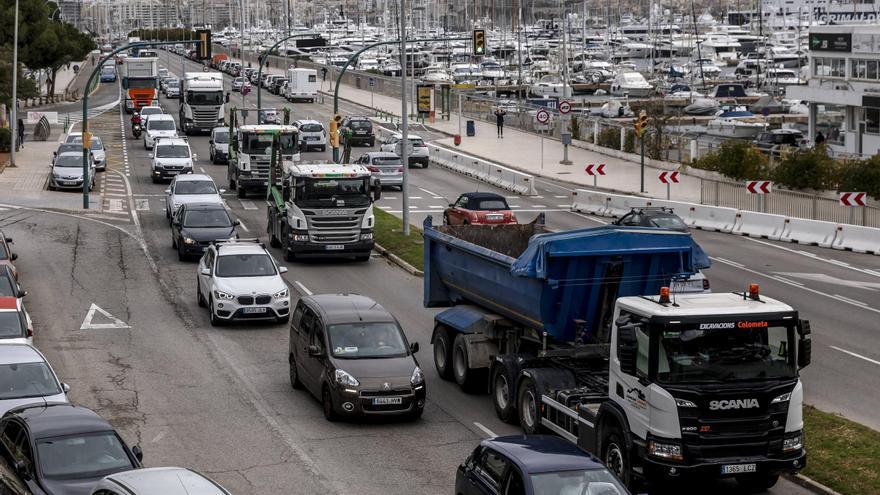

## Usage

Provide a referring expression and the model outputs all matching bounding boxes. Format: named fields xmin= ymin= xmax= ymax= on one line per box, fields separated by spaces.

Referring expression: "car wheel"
xmin=354 ymin=253 xmax=370 ymax=262
xmin=172 ymin=235 xmax=177 ymax=249
xmin=423 ymin=161 xmax=429 ymax=169
xmin=209 ymin=298 xmax=223 ymax=327
xmin=288 ymin=353 xmax=303 ymax=389
xmin=407 ymin=408 xmax=424 ymax=421
xmin=322 ymin=386 xmax=338 ymax=422
xmin=177 ymin=243 xmax=186 ymax=261
xmin=602 ymin=426 xmax=632 ymax=487
xmin=432 ymin=325 xmax=454 ymax=380
xmin=197 ymin=280 xmax=206 ymax=307
xmin=321 ymin=146 xmax=326 ymax=152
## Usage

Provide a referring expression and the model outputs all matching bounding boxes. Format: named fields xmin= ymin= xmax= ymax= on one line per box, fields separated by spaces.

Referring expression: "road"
xmin=4 ymin=51 xmax=878 ymax=494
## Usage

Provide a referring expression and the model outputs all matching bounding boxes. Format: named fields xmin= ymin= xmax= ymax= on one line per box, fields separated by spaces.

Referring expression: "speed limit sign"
xmin=536 ymin=109 xmax=550 ymax=124
xmin=559 ymin=101 xmax=572 ymax=114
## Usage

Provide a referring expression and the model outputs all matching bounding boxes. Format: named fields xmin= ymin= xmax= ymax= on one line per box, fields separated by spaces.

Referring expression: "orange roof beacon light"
xmin=748 ymin=284 xmax=760 ymax=301
xmin=659 ymin=286 xmax=671 ymax=304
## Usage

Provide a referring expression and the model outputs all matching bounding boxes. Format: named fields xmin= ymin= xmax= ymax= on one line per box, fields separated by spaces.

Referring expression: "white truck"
xmin=179 ymin=72 xmax=227 ymax=135
xmin=284 ymin=68 xmax=318 ymax=103
xmin=227 ymin=124 xmax=300 ymax=198
xmin=122 ymin=57 xmax=158 ymax=113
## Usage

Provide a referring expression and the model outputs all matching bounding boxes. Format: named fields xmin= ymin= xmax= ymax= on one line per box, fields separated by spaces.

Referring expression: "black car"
xmin=613 ymin=207 xmax=688 ymax=232
xmin=271 ymin=78 xmax=288 ymax=95
xmin=171 ymin=203 xmax=239 ymax=261
xmin=340 ymin=116 xmax=375 ymax=147
xmin=0 ymin=403 xmax=143 ymax=495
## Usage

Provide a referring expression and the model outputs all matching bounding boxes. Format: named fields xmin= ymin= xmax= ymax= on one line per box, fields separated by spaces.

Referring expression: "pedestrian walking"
xmin=495 ymin=107 xmax=506 ymax=138
xmin=16 ymin=118 xmax=24 ymax=150
xmin=815 ymin=131 xmax=825 ymax=146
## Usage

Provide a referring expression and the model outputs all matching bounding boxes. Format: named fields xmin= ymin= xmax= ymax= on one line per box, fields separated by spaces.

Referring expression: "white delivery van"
xmin=284 ymin=68 xmax=318 ymax=103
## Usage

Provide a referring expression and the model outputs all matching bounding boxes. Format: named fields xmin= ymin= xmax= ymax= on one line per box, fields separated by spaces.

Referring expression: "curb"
xmin=784 ymin=474 xmax=843 ymax=495
xmin=373 ymin=243 xmax=423 ymax=277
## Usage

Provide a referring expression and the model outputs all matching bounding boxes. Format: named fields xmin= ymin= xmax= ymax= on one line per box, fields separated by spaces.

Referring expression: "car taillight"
xmin=703 ymin=278 xmax=711 ymax=290
xmin=367 ymin=166 xmax=380 ymax=173
xmin=27 ymin=326 xmax=33 ymax=337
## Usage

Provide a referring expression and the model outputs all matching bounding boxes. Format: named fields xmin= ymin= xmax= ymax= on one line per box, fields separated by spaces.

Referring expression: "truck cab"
xmin=179 ymin=72 xmax=227 ymax=135
xmin=227 ymin=125 xmax=300 ymax=198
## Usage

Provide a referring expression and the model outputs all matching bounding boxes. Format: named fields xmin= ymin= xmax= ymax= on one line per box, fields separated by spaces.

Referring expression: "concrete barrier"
xmin=731 ymin=211 xmax=787 ymax=240
xmin=831 ymin=224 xmax=880 ymax=255
xmin=427 ymin=143 xmax=537 ymax=196
xmin=682 ymin=205 xmax=738 ymax=232
xmin=571 ymin=189 xmax=612 ymax=216
xmin=779 ymin=218 xmax=839 ymax=247
xmin=604 ymin=193 xmax=651 ymax=218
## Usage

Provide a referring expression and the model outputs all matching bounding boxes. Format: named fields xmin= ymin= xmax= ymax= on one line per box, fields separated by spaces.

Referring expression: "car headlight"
xmin=783 ymin=432 xmax=803 ymax=453
xmin=647 ymin=439 xmax=683 ymax=461
xmin=183 ymin=237 xmax=196 ymax=245
xmin=335 ymin=369 xmax=359 ymax=387
xmin=410 ymin=366 xmax=424 ymax=386
xmin=771 ymin=392 xmax=791 ymax=404
xmin=214 ymin=290 xmax=234 ymax=300
xmin=273 ymin=288 xmax=288 ymax=299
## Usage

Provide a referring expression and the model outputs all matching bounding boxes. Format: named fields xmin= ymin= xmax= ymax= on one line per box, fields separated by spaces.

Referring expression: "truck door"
xmin=611 ymin=311 xmax=651 ymax=441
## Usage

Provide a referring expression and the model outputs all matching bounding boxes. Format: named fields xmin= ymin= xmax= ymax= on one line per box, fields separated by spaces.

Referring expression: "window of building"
xmin=813 ymin=57 xmax=845 ymax=78
xmin=866 ymin=107 xmax=880 ymax=135
xmin=850 ymin=59 xmax=880 ymax=80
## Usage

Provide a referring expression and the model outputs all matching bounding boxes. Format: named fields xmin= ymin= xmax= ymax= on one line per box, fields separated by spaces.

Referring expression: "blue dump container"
xmin=466 ymin=120 xmax=475 ymax=136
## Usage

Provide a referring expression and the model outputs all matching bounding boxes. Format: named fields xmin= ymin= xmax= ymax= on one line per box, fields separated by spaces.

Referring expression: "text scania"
xmin=709 ymin=399 xmax=760 ymax=410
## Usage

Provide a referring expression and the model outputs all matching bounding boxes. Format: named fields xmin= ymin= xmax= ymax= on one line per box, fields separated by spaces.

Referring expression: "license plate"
xmin=381 ymin=170 xmax=397 ymax=175
xmin=721 ymin=464 xmax=756 ymax=474
xmin=242 ymin=307 xmax=267 ymax=314
xmin=372 ymin=397 xmax=402 ymax=405
xmin=325 ymin=244 xmax=344 ymax=250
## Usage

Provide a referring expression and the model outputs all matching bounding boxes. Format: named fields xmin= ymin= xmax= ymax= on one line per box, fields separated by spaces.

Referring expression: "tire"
xmin=229 ymin=177 xmax=236 ymax=190
xmin=407 ymin=408 xmax=424 ymax=421
xmin=197 ymin=281 xmax=206 ymax=307
xmin=517 ymin=376 xmax=542 ymax=434
xmin=432 ymin=326 xmax=454 ymax=380
xmin=177 ymin=243 xmax=186 ymax=261
xmin=368 ymin=139 xmax=375 ymax=147
xmin=165 ymin=207 xmax=171 ymax=219
xmin=491 ymin=364 xmax=516 ymax=424
xmin=320 ymin=146 xmax=326 ymax=152
xmin=276 ymin=314 xmax=290 ymax=324
xmin=737 ymin=474 xmax=780 ymax=493
xmin=151 ymin=176 xmax=159 ymax=184
xmin=423 ymin=161 xmax=429 ymax=169
xmin=452 ymin=333 xmax=485 ymax=392
xmin=602 ymin=427 xmax=632 ymax=487
xmin=237 ymin=186 xmax=246 ymax=198
xmin=322 ymin=386 xmax=338 ymax=421
xmin=172 ymin=235 xmax=177 ymax=249
xmin=289 ymin=353 xmax=303 ymax=389
xmin=209 ymin=298 xmax=223 ymax=327
xmin=269 ymin=232 xmax=282 ymax=248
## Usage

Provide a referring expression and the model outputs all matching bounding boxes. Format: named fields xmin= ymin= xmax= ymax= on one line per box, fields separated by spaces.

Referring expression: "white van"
xmin=284 ymin=68 xmax=318 ymax=102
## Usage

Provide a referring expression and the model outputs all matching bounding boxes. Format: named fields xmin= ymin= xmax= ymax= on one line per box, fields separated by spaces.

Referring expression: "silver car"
xmin=231 ymin=76 xmax=245 ymax=92
xmin=64 ymin=132 xmax=105 ymax=170
xmin=92 ymin=467 xmax=231 ymax=495
xmin=355 ymin=151 xmax=403 ymax=189
xmin=0 ymin=344 xmax=70 ymax=417
xmin=48 ymin=152 xmax=95 ymax=191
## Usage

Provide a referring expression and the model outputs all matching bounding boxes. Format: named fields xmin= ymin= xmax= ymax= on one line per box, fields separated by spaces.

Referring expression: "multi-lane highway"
xmin=3 ymin=51 xmax=878 ymax=494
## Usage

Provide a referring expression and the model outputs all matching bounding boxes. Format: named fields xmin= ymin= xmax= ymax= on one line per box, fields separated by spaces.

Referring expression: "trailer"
xmin=424 ymin=218 xmax=811 ymax=491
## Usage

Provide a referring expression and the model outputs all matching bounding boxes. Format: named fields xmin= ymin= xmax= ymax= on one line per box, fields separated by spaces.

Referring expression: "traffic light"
xmin=196 ymin=29 xmax=211 ymax=60
xmin=634 ymin=110 xmax=648 ymax=136
xmin=472 ymin=29 xmax=486 ymax=56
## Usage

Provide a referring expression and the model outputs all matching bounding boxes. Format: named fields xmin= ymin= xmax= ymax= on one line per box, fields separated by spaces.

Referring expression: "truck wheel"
xmin=269 ymin=232 xmax=281 ymax=248
xmin=602 ymin=427 xmax=632 ymax=487
xmin=229 ymin=176 xmax=236 ymax=190
xmin=737 ymin=474 xmax=779 ymax=493
xmin=237 ymin=186 xmax=246 ymax=198
xmin=517 ymin=377 xmax=542 ymax=434
xmin=453 ymin=334 xmax=485 ymax=393
xmin=432 ymin=326 xmax=454 ymax=380
xmin=491 ymin=364 xmax=517 ymax=423
xmin=288 ymin=353 xmax=303 ymax=389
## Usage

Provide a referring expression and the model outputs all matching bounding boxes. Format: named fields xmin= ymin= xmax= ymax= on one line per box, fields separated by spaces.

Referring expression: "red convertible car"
xmin=443 ymin=192 xmax=517 ymax=226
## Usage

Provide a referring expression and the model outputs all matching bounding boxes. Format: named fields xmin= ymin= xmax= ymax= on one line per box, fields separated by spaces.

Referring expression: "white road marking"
xmin=557 ymin=204 xmax=571 ymax=208
xmin=533 ymin=195 xmax=544 ymax=199
xmin=532 ymin=205 xmax=547 ymax=208
xmin=473 ymin=422 xmax=498 ymax=438
xmin=133 ymin=193 xmax=167 ymax=197
xmin=150 ymin=431 xmax=167 ymax=443
xmin=108 ymin=199 xmax=124 ymax=212
xmin=742 ymin=237 xmax=880 ymax=279
xmin=134 ymin=199 xmax=150 ymax=211
xmin=712 ymin=257 xmax=745 ymax=268
xmin=409 ymin=196 xmax=423 ymax=200
xmin=428 ymin=205 xmax=443 ymax=209
xmin=379 ymin=205 xmax=392 ymax=210
xmin=200 ymin=167 xmax=207 ymax=173
xmin=832 ymin=294 xmax=867 ymax=306
xmin=509 ymin=205 xmax=522 ymax=208
xmin=554 ymin=195 xmax=568 ymax=199
xmin=80 ymin=303 xmax=131 ymax=329
xmin=830 ymin=346 xmax=880 ymax=366
xmin=418 ymin=187 xmax=440 ymax=197
xmin=384 ymin=196 xmax=398 ymax=200
xmin=293 ymin=281 xmax=312 ymax=296
xmin=239 ymin=200 xmax=258 ymax=210
xmin=771 ymin=276 xmax=804 ymax=287
xmin=774 ymin=272 xmax=880 ymax=291
xmin=236 ymin=218 xmax=249 ymax=231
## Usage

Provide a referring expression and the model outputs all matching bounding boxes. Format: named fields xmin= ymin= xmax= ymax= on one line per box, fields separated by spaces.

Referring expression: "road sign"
xmin=558 ymin=100 xmax=572 ymax=114
xmin=241 ymin=81 xmax=251 ymax=96
xmin=368 ymin=77 xmax=375 ymax=87
xmin=746 ymin=180 xmax=772 ymax=194
xmin=839 ymin=192 xmax=867 ymax=206
xmin=536 ymin=109 xmax=550 ymax=124
xmin=658 ymin=170 xmax=679 ymax=184
xmin=585 ymin=163 xmax=606 ymax=176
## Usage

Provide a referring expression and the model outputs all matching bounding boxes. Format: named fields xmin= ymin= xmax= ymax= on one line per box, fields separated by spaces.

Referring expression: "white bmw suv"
xmin=196 ymin=239 xmax=291 ymax=326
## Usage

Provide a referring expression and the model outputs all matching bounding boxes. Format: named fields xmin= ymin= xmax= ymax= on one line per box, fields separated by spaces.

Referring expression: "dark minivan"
xmin=288 ymin=294 xmax=425 ymax=421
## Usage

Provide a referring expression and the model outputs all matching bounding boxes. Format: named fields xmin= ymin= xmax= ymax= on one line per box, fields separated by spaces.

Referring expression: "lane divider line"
xmin=830 ymin=346 xmax=880 ymax=366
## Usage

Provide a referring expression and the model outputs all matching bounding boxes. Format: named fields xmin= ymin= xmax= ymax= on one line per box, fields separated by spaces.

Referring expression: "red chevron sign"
xmin=746 ymin=180 xmax=772 ymax=194
xmin=658 ymin=171 xmax=679 ymax=184
xmin=839 ymin=192 xmax=866 ymax=206
xmin=585 ymin=163 xmax=606 ymax=176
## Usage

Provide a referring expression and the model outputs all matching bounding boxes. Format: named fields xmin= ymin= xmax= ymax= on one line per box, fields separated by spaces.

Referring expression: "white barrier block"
xmin=683 ymin=205 xmax=738 ymax=233
xmin=779 ymin=218 xmax=839 ymax=248
xmin=831 ymin=224 xmax=880 ymax=255
xmin=643 ymin=199 xmax=697 ymax=216
xmin=605 ymin=194 xmax=651 ymax=218
xmin=731 ymin=211 xmax=787 ymax=240
xmin=571 ymin=189 xmax=610 ymax=216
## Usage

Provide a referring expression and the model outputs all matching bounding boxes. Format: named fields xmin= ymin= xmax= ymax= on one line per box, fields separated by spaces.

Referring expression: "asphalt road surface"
xmin=5 ymin=51 xmax=878 ymax=494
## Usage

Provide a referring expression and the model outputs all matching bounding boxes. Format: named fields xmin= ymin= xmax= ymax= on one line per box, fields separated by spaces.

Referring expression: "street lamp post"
xmin=400 ymin=0 xmax=409 ymax=235
xmin=10 ymin=0 xmax=20 ymax=167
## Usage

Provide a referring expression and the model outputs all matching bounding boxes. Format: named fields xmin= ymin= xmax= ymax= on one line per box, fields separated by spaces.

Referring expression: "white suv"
xmin=151 ymin=137 xmax=195 ymax=183
xmin=196 ymin=239 xmax=291 ymax=326
xmin=380 ymin=133 xmax=429 ymax=168
xmin=294 ymin=119 xmax=327 ymax=152
xmin=144 ymin=114 xmax=178 ymax=149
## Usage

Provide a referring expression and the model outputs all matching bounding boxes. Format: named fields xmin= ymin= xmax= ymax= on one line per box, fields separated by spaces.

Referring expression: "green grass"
xmin=373 ymin=208 xmax=425 ymax=272
xmin=802 ymin=405 xmax=880 ymax=494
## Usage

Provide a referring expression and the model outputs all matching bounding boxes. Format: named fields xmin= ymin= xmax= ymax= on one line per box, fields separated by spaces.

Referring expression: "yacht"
xmin=706 ymin=108 xmax=768 ymax=138
xmin=530 ymin=74 xmax=566 ymax=98
xmin=610 ymin=71 xmax=654 ymax=97
xmin=422 ymin=67 xmax=452 ymax=83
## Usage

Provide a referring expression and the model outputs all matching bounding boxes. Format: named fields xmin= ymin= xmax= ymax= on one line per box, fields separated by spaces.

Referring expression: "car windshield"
xmin=0 ymin=362 xmax=61 ymax=399
xmin=127 ymin=79 xmax=155 ymax=89
xmin=156 ymin=145 xmax=191 ymax=158
xmin=184 ymin=209 xmax=231 ymax=228
xmin=148 ymin=120 xmax=175 ymax=131
xmin=328 ymin=322 xmax=409 ymax=358
xmin=216 ymin=254 xmax=276 ymax=277
xmin=174 ymin=181 xmax=216 ymax=195
xmin=297 ymin=177 xmax=370 ymax=208
xmin=167 ymin=80 xmax=179 ymax=87
xmin=89 ymin=139 xmax=103 ymax=151
xmin=213 ymin=131 xmax=229 ymax=143
xmin=300 ymin=123 xmax=323 ymax=132
xmin=530 ymin=469 xmax=628 ymax=495
xmin=141 ymin=108 xmax=162 ymax=116
xmin=407 ymin=138 xmax=425 ymax=147
xmin=373 ymin=156 xmax=402 ymax=165
xmin=37 ymin=432 xmax=133 ymax=480
xmin=0 ymin=312 xmax=24 ymax=339
xmin=186 ymin=91 xmax=224 ymax=105
xmin=242 ymin=132 xmax=298 ymax=154
xmin=656 ymin=323 xmax=796 ymax=384
xmin=56 ymin=145 xmax=79 ymax=154
xmin=649 ymin=215 xmax=688 ymax=231
xmin=54 ymin=155 xmax=83 ymax=168
xmin=471 ymin=199 xmax=508 ymax=210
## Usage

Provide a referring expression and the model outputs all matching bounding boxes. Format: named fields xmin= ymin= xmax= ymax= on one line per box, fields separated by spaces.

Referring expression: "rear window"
xmin=373 ymin=156 xmax=402 ymax=165
xmin=349 ymin=120 xmax=371 ymax=129
xmin=473 ymin=199 xmax=509 ymax=210
xmin=408 ymin=138 xmax=425 ymax=147
xmin=0 ymin=312 xmax=24 ymax=339
xmin=300 ymin=123 xmax=323 ymax=132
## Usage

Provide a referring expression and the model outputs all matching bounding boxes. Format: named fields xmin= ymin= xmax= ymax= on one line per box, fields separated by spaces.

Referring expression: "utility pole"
xmin=10 ymin=0 xmax=19 ymax=167
xmin=399 ymin=0 xmax=410 ymax=236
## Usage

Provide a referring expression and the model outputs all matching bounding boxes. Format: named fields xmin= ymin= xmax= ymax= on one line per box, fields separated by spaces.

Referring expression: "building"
xmin=59 ymin=0 xmax=82 ymax=29
xmin=788 ymin=25 xmax=880 ymax=157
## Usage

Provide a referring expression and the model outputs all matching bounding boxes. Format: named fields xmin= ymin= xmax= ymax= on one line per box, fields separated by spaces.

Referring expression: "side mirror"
xmin=148 ymin=153 xmax=154 ymax=159
xmin=192 ymin=153 xmax=198 ymax=160
xmin=308 ymin=344 xmax=322 ymax=356
xmin=61 ymin=382 xmax=71 ymax=393
xmin=164 ymin=188 xmax=171 ymax=194
xmin=233 ymin=219 xmax=241 ymax=226
xmin=797 ymin=319 xmax=812 ymax=369
xmin=10 ymin=253 xmax=17 ymax=261
xmin=410 ymin=342 xmax=420 ymax=354
xmin=209 ymin=139 xmax=213 ymax=144
xmin=18 ymin=290 xmax=27 ymax=298
xmin=448 ymin=203 xmax=454 ymax=207
xmin=131 ymin=445 xmax=144 ymax=462
xmin=13 ymin=460 xmax=30 ymax=480
xmin=279 ymin=266 xmax=288 ymax=274
xmin=218 ymin=189 xmax=226 ymax=194
xmin=617 ymin=323 xmax=639 ymax=377
xmin=200 ymin=268 xmax=211 ymax=276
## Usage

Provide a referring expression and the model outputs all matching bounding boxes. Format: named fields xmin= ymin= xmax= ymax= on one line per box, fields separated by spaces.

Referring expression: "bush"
xmin=691 ymin=141 xmax=769 ymax=180
xmin=772 ymin=146 xmax=839 ymax=191
xmin=596 ymin=127 xmax=621 ymax=150
xmin=624 ymin=130 xmax=636 ymax=153
xmin=569 ymin=116 xmax=582 ymax=141
xmin=838 ymin=156 xmax=880 ymax=200
xmin=0 ymin=128 xmax=10 ymax=153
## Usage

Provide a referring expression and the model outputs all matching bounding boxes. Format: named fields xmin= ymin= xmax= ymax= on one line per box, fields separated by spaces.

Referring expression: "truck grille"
xmin=249 ymin=161 xmax=271 ymax=179
xmin=192 ymin=107 xmax=219 ymax=126
xmin=301 ymin=210 xmax=364 ymax=244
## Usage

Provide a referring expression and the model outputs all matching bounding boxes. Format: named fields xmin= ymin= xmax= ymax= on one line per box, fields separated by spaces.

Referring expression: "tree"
xmin=0 ymin=46 xmax=38 ymax=109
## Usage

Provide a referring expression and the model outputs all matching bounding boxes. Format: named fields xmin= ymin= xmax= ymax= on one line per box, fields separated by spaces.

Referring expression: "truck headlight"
xmin=771 ymin=392 xmax=791 ymax=404
xmin=292 ymin=234 xmax=309 ymax=242
xmin=273 ymin=288 xmax=288 ymax=299
xmin=783 ymin=432 xmax=803 ymax=453
xmin=335 ymin=369 xmax=359 ymax=387
xmin=647 ymin=439 xmax=683 ymax=461
xmin=214 ymin=290 xmax=234 ymax=300
xmin=360 ymin=231 xmax=373 ymax=240
xmin=675 ymin=398 xmax=698 ymax=408
xmin=410 ymin=366 xmax=424 ymax=386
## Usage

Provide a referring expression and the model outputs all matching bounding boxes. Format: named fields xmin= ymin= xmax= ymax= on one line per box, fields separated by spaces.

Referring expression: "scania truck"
xmin=179 ymin=72 xmax=227 ymax=134
xmin=424 ymin=219 xmax=810 ymax=492
xmin=122 ymin=56 xmax=158 ymax=113
xmin=227 ymin=124 xmax=300 ymax=198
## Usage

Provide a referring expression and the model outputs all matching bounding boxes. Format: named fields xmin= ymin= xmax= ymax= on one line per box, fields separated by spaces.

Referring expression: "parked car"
xmin=288 ymin=293 xmax=425 ymax=421
xmin=231 ymin=77 xmax=245 ymax=92
xmin=0 ymin=344 xmax=70 ymax=417
xmin=0 ymin=297 xmax=32 ymax=346
xmin=294 ymin=119 xmax=327 ymax=152
xmin=0 ymin=232 xmax=16 ymax=278
xmin=0 ymin=265 xmax=24 ymax=299
xmin=0 ymin=403 xmax=143 ymax=495
xmin=443 ymin=192 xmax=517 ymax=226
xmin=143 ymin=114 xmax=178 ymax=149
xmin=171 ymin=203 xmax=239 ymax=261
xmin=66 ymin=133 xmax=106 ymax=171
xmin=52 ymin=142 xmax=83 ymax=161
xmin=355 ymin=152 xmax=403 ymax=190
xmin=209 ymin=127 xmax=230 ymax=164
xmin=164 ymin=173 xmax=222 ymax=219
xmin=378 ymin=133 xmax=429 ymax=167
xmin=612 ymin=207 xmax=688 ymax=232
xmin=151 ymin=137 xmax=194 ymax=183
xmin=164 ymin=78 xmax=180 ymax=98
xmin=91 ymin=467 xmax=231 ymax=495
xmin=196 ymin=239 xmax=290 ymax=326
xmin=48 ymin=152 xmax=96 ymax=192
xmin=271 ymin=78 xmax=288 ymax=95
xmin=340 ymin=116 xmax=375 ymax=147
xmin=455 ymin=435 xmax=631 ymax=495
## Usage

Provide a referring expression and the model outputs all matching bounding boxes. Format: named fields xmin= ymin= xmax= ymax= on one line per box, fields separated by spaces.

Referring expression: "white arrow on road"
xmin=80 ymin=303 xmax=131 ymax=329
xmin=773 ymin=272 xmax=880 ymax=291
